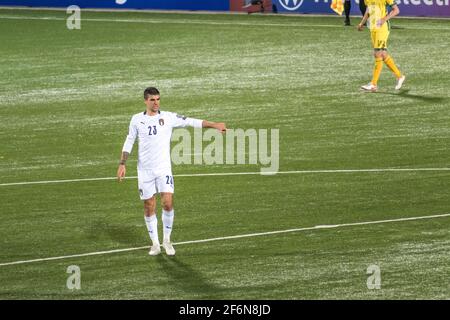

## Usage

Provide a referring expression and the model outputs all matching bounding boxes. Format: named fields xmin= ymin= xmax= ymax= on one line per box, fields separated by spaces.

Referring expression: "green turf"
xmin=0 ymin=9 xmax=449 ymax=300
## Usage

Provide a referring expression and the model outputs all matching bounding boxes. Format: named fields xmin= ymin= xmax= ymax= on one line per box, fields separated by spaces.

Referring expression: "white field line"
xmin=0 ymin=14 xmax=450 ymax=31
xmin=0 ymin=15 xmax=337 ymax=28
xmin=1 ymin=168 xmax=450 ymax=187
xmin=0 ymin=213 xmax=449 ymax=267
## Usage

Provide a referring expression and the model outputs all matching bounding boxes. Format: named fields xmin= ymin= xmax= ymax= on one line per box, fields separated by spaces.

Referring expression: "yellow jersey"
xmin=365 ymin=0 xmax=394 ymax=18
xmin=365 ymin=0 xmax=395 ymax=31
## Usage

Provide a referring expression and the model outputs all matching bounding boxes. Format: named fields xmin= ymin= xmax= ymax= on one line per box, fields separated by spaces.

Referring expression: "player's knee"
xmin=162 ymin=198 xmax=173 ymax=211
xmin=161 ymin=193 xmax=173 ymax=211
xmin=143 ymin=198 xmax=156 ymax=215
xmin=162 ymin=202 xmax=173 ymax=211
xmin=144 ymin=200 xmax=155 ymax=208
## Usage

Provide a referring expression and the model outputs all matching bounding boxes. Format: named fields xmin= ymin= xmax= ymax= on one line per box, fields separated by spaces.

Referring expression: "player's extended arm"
xmin=202 ymin=120 xmax=227 ymax=133
xmin=117 ymin=151 xmax=129 ymax=182
xmin=358 ymin=7 xmax=370 ymax=31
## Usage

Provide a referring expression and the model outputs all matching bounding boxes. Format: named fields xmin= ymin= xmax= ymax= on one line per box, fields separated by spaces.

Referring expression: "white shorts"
xmin=137 ymin=168 xmax=174 ymax=200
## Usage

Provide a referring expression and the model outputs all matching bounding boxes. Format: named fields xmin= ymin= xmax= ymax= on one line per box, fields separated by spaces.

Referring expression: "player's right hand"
xmin=215 ymin=122 xmax=227 ymax=133
xmin=117 ymin=164 xmax=126 ymax=182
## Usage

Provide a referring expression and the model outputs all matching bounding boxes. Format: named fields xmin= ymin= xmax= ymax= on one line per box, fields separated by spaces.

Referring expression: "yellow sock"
xmin=371 ymin=58 xmax=383 ymax=86
xmin=384 ymin=55 xmax=402 ymax=78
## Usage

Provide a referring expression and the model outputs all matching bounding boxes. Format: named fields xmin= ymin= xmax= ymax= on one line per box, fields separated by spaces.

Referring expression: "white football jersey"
xmin=122 ymin=110 xmax=203 ymax=170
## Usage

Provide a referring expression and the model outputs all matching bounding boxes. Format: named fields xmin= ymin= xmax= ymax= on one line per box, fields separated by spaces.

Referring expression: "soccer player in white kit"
xmin=117 ymin=87 xmax=226 ymax=256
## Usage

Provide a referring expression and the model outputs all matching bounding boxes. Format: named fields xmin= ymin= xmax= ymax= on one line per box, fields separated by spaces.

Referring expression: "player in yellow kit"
xmin=358 ymin=0 xmax=405 ymax=92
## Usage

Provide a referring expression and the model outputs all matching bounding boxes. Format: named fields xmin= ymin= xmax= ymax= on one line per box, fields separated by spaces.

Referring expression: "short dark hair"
xmin=144 ymin=87 xmax=160 ymax=100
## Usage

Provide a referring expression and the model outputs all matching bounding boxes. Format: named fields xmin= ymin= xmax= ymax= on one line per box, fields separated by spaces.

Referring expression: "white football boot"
xmin=162 ymin=240 xmax=176 ymax=256
xmin=149 ymin=243 xmax=161 ymax=256
xmin=395 ymin=75 xmax=406 ymax=90
xmin=361 ymin=83 xmax=378 ymax=92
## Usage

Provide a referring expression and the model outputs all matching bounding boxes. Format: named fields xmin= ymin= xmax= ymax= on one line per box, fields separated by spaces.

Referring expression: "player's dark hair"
xmin=144 ymin=87 xmax=160 ymax=100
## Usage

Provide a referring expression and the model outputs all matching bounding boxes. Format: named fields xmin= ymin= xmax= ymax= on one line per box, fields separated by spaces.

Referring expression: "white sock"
xmin=144 ymin=215 xmax=159 ymax=246
xmin=162 ymin=209 xmax=174 ymax=242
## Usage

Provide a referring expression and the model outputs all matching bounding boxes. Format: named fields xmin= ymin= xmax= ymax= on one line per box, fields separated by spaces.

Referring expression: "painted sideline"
xmin=1 ymin=168 xmax=449 ymax=187
xmin=1 ymin=212 xmax=449 ymax=267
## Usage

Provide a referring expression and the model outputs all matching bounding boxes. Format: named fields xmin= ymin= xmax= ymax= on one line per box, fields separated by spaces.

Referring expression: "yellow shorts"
xmin=370 ymin=24 xmax=390 ymax=50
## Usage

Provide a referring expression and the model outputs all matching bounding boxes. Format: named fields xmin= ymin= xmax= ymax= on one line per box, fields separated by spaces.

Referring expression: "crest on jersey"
xmin=176 ymin=114 xmax=187 ymax=120
xmin=159 ymin=118 xmax=165 ymax=126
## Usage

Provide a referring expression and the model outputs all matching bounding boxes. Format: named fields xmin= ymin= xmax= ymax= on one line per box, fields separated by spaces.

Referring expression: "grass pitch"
xmin=0 ymin=9 xmax=449 ymax=299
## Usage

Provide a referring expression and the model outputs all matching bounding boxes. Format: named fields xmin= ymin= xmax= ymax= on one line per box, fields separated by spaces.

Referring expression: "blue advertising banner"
xmin=1 ymin=0 xmax=449 ymax=16
xmin=272 ymin=0 xmax=450 ymax=17
xmin=0 ymin=0 xmax=230 ymax=11
xmin=395 ymin=0 xmax=450 ymax=17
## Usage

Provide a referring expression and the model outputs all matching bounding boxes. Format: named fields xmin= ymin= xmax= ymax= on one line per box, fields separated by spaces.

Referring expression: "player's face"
xmin=145 ymin=95 xmax=160 ymax=113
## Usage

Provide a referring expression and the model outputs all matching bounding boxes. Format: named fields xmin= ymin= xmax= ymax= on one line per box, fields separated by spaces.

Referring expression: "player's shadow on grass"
xmin=374 ymin=89 xmax=446 ymax=103
xmin=85 ymin=220 xmax=141 ymax=245
xmin=155 ymin=255 xmax=221 ymax=297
